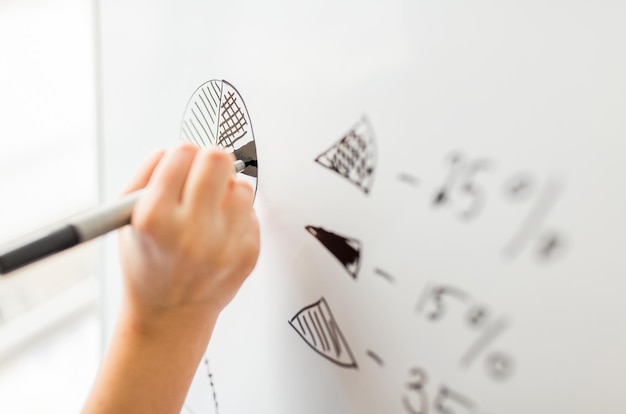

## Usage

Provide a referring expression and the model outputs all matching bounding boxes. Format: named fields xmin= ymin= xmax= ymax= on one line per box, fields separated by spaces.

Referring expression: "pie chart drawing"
xmin=180 ymin=79 xmax=258 ymax=194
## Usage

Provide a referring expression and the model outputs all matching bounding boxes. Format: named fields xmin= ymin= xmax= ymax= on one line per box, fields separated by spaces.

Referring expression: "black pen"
xmin=0 ymin=159 xmax=247 ymax=275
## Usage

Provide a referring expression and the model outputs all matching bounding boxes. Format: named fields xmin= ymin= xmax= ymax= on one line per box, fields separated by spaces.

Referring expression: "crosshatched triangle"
xmin=217 ymin=82 xmax=250 ymax=150
xmin=305 ymin=226 xmax=361 ymax=279
xmin=289 ymin=297 xmax=358 ymax=369
xmin=315 ymin=116 xmax=376 ymax=194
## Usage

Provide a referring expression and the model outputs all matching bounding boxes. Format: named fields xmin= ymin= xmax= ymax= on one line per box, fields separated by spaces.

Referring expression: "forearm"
xmin=83 ymin=303 xmax=218 ymax=414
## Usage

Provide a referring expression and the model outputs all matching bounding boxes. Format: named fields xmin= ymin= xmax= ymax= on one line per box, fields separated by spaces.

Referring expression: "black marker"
xmin=0 ymin=159 xmax=248 ymax=275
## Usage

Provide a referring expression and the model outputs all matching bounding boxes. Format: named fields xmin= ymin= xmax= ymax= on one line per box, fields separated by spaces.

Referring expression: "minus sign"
xmin=415 ymin=283 xmax=433 ymax=314
xmin=366 ymin=350 xmax=385 ymax=367
xmin=374 ymin=268 xmax=395 ymax=284
xmin=398 ymin=173 xmax=420 ymax=187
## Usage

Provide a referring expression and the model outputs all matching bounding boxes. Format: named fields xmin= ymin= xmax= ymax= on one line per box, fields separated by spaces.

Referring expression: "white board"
xmin=98 ymin=1 xmax=626 ymax=413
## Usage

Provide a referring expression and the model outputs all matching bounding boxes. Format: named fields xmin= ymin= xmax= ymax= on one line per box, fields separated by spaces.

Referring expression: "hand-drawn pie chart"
xmin=180 ymin=79 xmax=258 ymax=195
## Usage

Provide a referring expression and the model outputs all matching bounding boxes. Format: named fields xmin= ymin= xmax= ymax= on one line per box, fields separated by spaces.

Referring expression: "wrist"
xmin=119 ymin=298 xmax=220 ymax=348
xmin=84 ymin=298 xmax=220 ymax=413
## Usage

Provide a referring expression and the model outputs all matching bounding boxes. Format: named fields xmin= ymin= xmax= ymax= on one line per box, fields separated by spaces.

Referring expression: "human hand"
xmin=83 ymin=143 xmax=259 ymax=414
xmin=118 ymin=143 xmax=260 ymax=330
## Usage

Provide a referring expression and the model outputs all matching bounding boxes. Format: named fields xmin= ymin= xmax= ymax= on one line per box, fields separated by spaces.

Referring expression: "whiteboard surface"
xmin=98 ymin=1 xmax=626 ymax=413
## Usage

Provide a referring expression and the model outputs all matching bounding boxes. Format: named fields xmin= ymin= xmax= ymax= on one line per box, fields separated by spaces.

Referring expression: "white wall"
xmin=99 ymin=1 xmax=626 ymax=413
xmin=0 ymin=1 xmax=99 ymax=412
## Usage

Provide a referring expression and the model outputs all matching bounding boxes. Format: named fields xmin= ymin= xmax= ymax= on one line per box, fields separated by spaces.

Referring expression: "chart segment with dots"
xmin=315 ymin=116 xmax=376 ymax=194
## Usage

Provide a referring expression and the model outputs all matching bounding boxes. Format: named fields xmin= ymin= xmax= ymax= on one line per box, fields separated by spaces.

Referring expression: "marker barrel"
xmin=0 ymin=159 xmax=247 ymax=275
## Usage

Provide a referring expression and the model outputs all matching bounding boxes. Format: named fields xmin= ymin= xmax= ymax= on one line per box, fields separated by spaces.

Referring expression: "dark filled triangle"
xmin=305 ymin=226 xmax=361 ymax=279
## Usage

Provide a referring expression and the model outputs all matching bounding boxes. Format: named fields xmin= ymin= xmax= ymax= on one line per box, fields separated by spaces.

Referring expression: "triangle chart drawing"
xmin=315 ymin=116 xmax=376 ymax=194
xmin=289 ymin=297 xmax=358 ymax=369
xmin=305 ymin=226 xmax=361 ymax=279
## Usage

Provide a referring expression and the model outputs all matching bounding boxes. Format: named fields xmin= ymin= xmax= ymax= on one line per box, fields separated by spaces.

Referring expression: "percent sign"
xmin=460 ymin=305 xmax=514 ymax=381
xmin=416 ymin=285 xmax=515 ymax=381
xmin=502 ymin=174 xmax=567 ymax=262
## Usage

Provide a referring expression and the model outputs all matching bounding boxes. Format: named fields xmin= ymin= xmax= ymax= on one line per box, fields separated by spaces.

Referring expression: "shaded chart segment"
xmin=305 ymin=226 xmax=361 ymax=279
xmin=182 ymin=79 xmax=223 ymax=148
xmin=218 ymin=82 xmax=250 ymax=149
xmin=289 ymin=298 xmax=358 ymax=369
xmin=315 ymin=116 xmax=376 ymax=194
xmin=217 ymin=81 xmax=256 ymax=178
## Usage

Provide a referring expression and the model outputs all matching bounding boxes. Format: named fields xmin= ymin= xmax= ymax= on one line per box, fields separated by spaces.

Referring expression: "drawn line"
xmin=204 ymin=357 xmax=219 ymax=414
xmin=313 ymin=310 xmax=329 ymax=352
xmin=434 ymin=386 xmax=475 ymax=412
xmin=184 ymin=121 xmax=202 ymax=147
xmin=328 ymin=321 xmax=342 ymax=357
xmin=460 ymin=318 xmax=508 ymax=367
xmin=192 ymin=108 xmax=210 ymax=146
xmin=215 ymin=82 xmax=224 ymax=147
xmin=181 ymin=127 xmax=195 ymax=147
xmin=189 ymin=118 xmax=205 ymax=148
xmin=503 ymin=179 xmax=563 ymax=257
xmin=206 ymin=87 xmax=218 ymax=110
xmin=202 ymin=82 xmax=222 ymax=144
xmin=199 ymin=90 xmax=215 ymax=123
xmin=373 ymin=267 xmax=395 ymax=284
xmin=210 ymin=82 xmax=221 ymax=105
xmin=182 ymin=122 xmax=198 ymax=146
xmin=366 ymin=350 xmax=384 ymax=367
xmin=398 ymin=173 xmax=420 ymax=187
xmin=209 ymin=84 xmax=220 ymax=105
xmin=206 ymin=86 xmax=221 ymax=130
xmin=302 ymin=314 xmax=316 ymax=347
xmin=219 ymin=91 xmax=248 ymax=148
xmin=195 ymin=101 xmax=215 ymax=143
xmin=308 ymin=310 xmax=324 ymax=351
xmin=290 ymin=300 xmax=322 ymax=322
xmin=297 ymin=318 xmax=305 ymax=336
xmin=415 ymin=283 xmax=433 ymax=313
xmin=318 ymin=307 xmax=335 ymax=352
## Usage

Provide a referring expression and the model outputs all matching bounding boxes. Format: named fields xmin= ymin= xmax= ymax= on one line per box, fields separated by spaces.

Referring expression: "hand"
xmin=83 ymin=143 xmax=259 ymax=414
xmin=118 ymin=142 xmax=260 ymax=329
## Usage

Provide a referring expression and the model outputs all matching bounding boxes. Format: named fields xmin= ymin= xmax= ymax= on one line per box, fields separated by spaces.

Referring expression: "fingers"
xmin=147 ymin=143 xmax=199 ymax=205
xmin=120 ymin=148 xmax=166 ymax=195
xmin=183 ymin=149 xmax=235 ymax=213
xmin=223 ymin=179 xmax=255 ymax=233
xmin=236 ymin=210 xmax=261 ymax=278
xmin=128 ymin=144 xmax=255 ymax=240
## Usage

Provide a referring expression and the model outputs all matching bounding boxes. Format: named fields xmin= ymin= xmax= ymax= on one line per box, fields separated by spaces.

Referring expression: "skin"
xmin=82 ymin=143 xmax=260 ymax=413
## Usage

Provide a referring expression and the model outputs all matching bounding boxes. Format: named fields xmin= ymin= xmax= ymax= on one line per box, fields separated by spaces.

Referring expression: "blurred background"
xmin=0 ymin=0 xmax=100 ymax=412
